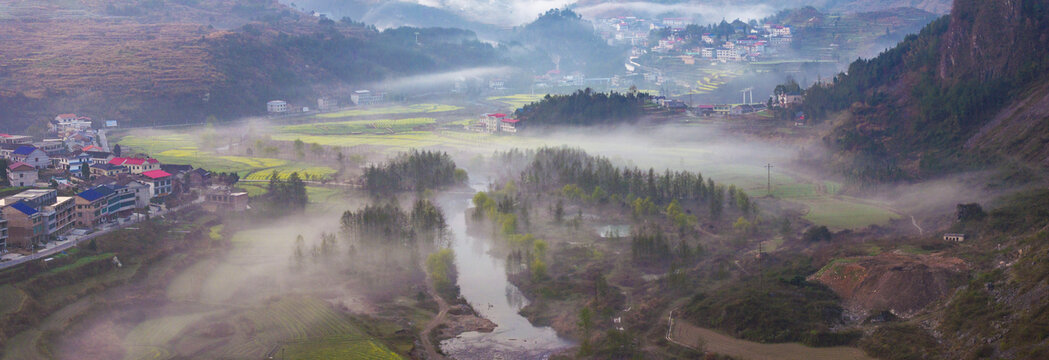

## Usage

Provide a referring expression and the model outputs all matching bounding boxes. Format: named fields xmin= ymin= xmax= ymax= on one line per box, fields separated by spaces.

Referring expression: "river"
xmin=438 ymin=183 xmax=572 ymax=359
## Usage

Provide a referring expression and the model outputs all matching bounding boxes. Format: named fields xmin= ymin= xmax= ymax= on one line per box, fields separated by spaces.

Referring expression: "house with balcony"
xmin=109 ymin=157 xmax=160 ymax=174
xmin=91 ymin=163 xmax=127 ymax=177
xmin=141 ymin=170 xmax=174 ymax=199
xmin=75 ymin=187 xmax=111 ymax=227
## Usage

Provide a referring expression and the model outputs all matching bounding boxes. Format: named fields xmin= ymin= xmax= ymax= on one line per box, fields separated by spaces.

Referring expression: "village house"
xmin=141 ymin=169 xmax=174 ymax=198
xmin=86 ymin=151 xmax=114 ymax=165
xmin=0 ymin=134 xmax=33 ymax=146
xmin=777 ymin=92 xmax=804 ymax=107
xmin=2 ymin=202 xmax=46 ymax=250
xmin=49 ymin=114 xmax=94 ymax=134
xmin=61 ymin=151 xmax=92 ymax=173
xmin=109 ymin=157 xmax=160 ymax=174
xmin=266 ymin=100 xmax=288 ymax=113
xmin=203 ymin=186 xmax=249 ymax=213
xmin=317 ymin=97 xmax=339 ymax=111
xmin=944 ymin=233 xmax=966 ymax=242
xmin=91 ymin=163 xmax=127 ymax=177
xmin=10 ymin=146 xmax=49 ymax=169
xmin=499 ymin=118 xmax=520 ymax=133
xmin=7 ymin=162 xmax=38 ymax=187
xmin=351 ymin=90 xmax=385 ymax=106
xmin=74 ymin=187 xmax=111 ymax=227
xmin=34 ymin=139 xmax=68 ymax=156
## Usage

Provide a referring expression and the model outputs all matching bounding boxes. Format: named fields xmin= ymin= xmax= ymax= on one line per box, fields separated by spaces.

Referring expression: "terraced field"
xmin=487 ymin=94 xmax=546 ymax=111
xmin=317 ymin=104 xmax=461 ymax=119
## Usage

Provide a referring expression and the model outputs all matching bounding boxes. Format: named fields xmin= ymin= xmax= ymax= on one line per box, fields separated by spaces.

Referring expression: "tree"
xmin=802 ymin=226 xmax=832 ymax=242
xmin=112 ymin=144 xmax=122 ymax=157
xmin=0 ymin=158 xmax=7 ymax=186
xmin=80 ymin=163 xmax=91 ymax=180
xmin=554 ymin=199 xmax=565 ymax=224
xmin=578 ymin=306 xmax=594 ymax=355
xmin=956 ymin=203 xmax=986 ymax=222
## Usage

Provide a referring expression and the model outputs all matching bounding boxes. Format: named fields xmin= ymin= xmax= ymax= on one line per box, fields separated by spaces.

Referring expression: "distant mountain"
xmin=505 ymin=8 xmax=626 ymax=77
xmin=0 ymin=0 xmax=501 ymax=131
xmin=793 ymin=0 xmax=1049 ymax=182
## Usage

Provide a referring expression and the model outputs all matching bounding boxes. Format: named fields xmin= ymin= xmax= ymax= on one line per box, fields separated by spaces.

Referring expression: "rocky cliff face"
xmin=939 ymin=0 xmax=1049 ymax=81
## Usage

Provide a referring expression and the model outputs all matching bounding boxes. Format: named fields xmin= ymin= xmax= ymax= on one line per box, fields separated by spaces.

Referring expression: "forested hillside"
xmin=0 ymin=0 xmax=500 ymax=132
xmin=793 ymin=0 xmax=1049 ymax=183
xmin=506 ymin=9 xmax=626 ymax=77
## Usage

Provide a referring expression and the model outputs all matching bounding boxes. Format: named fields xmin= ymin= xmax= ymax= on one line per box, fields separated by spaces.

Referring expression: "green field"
xmin=280 ymin=118 xmax=436 ymax=135
xmin=245 ymin=166 xmax=337 ymax=181
xmin=797 ymin=196 xmax=901 ymax=230
xmin=317 ymin=104 xmax=461 ymax=119
xmin=118 ymin=134 xmax=289 ymax=175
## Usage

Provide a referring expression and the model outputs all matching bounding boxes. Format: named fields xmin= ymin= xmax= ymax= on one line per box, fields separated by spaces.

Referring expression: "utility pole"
xmin=765 ymin=163 xmax=773 ymax=197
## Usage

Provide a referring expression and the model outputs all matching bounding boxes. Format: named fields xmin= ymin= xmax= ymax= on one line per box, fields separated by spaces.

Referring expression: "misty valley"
xmin=2 ymin=1 xmax=1049 ymax=360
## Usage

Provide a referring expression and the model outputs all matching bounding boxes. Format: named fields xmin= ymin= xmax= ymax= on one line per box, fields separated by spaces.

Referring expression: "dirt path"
xmin=419 ymin=268 xmax=450 ymax=360
xmin=666 ymin=311 xmax=875 ymax=360
xmin=910 ymin=215 xmax=924 ymax=236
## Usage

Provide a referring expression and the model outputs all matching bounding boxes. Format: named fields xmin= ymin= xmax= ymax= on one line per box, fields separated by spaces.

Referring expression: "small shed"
xmin=943 ymin=233 xmax=966 ymax=242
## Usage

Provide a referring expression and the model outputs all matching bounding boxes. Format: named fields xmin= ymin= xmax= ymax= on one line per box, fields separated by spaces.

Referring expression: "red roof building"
xmin=141 ymin=170 xmax=171 ymax=179
xmin=110 ymin=157 xmax=161 ymax=174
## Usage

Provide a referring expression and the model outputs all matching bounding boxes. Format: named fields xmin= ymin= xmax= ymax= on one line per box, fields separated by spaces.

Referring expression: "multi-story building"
xmin=2 ymin=202 xmax=46 ymax=250
xmin=350 ymin=90 xmax=384 ymax=106
xmin=75 ymin=187 xmax=111 ymax=227
xmin=0 ymin=133 xmax=33 ymax=146
xmin=266 ymin=100 xmax=288 ymax=113
xmin=141 ymin=170 xmax=173 ymax=198
xmin=0 ymin=211 xmax=8 ymax=253
xmin=7 ymin=162 xmax=38 ymax=187
xmin=45 ymin=197 xmax=75 ymax=238
xmin=104 ymin=185 xmax=137 ymax=218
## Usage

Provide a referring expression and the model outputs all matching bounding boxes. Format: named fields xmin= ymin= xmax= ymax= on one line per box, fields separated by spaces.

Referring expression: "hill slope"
xmin=796 ymin=0 xmax=1049 ymax=183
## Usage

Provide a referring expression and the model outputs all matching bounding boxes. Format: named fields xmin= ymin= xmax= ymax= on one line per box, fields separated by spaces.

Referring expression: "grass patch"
xmin=317 ymin=104 xmax=461 ymax=119
xmin=244 ymin=166 xmax=337 ymax=181
xmin=209 ymin=225 xmax=224 ymax=241
xmin=813 ymin=258 xmax=859 ymax=278
xmin=0 ymin=284 xmax=27 ymax=316
xmin=795 ymin=197 xmax=900 ymax=230
xmin=283 ymin=336 xmax=403 ymax=360
xmin=234 ymin=183 xmax=268 ymax=197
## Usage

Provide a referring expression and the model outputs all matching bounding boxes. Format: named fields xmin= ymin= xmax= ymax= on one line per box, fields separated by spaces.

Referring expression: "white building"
xmin=317 ymin=97 xmax=338 ymax=111
xmin=351 ymin=90 xmax=385 ymax=106
xmin=266 ymin=100 xmax=288 ymax=113
xmin=7 ymin=162 xmax=38 ymax=187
